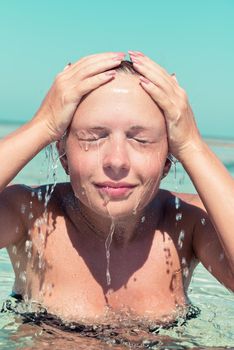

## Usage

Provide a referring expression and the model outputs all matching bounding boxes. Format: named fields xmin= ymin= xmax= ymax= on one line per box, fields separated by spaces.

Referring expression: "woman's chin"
xmin=90 ymin=201 xmax=144 ymax=220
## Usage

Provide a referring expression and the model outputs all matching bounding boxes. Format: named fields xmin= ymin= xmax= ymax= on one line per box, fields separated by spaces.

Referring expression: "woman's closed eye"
xmin=77 ymin=131 xmax=108 ymax=143
xmin=131 ymin=137 xmax=149 ymax=144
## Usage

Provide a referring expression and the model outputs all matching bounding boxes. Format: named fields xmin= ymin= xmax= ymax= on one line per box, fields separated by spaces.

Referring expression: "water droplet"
xmin=102 ymin=192 xmax=110 ymax=207
xmin=27 ymin=251 xmax=32 ymax=259
xmin=19 ymin=271 xmax=27 ymax=283
xmin=141 ymin=216 xmax=145 ymax=223
xmin=29 ymin=201 xmax=33 ymax=209
xmin=219 ymin=253 xmax=224 ymax=261
xmin=176 ymin=213 xmax=182 ymax=221
xmin=106 ymin=270 xmax=111 ymax=286
xmin=12 ymin=245 xmax=17 ymax=255
xmin=37 ymin=189 xmax=43 ymax=201
xmin=201 ymin=218 xmax=206 ymax=225
xmin=28 ymin=212 xmax=34 ymax=220
xmin=178 ymin=230 xmax=185 ymax=250
xmin=39 ymin=232 xmax=45 ymax=244
xmin=46 ymin=283 xmax=53 ymax=293
xmin=181 ymin=257 xmax=187 ymax=265
xmin=31 ymin=191 xmax=35 ymax=198
xmin=21 ymin=204 xmax=26 ymax=214
xmin=38 ymin=258 xmax=43 ymax=269
xmin=15 ymin=261 xmax=20 ymax=269
xmin=25 ymin=240 xmax=32 ymax=252
xmin=175 ymin=197 xmax=180 ymax=209
xmin=183 ymin=267 xmax=189 ymax=278
xmin=208 ymin=265 xmax=212 ymax=273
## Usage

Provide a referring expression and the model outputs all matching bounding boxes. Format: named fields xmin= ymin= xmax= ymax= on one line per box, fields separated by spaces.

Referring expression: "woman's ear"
xmin=161 ymin=155 xmax=172 ymax=179
xmin=56 ymin=140 xmax=69 ymax=175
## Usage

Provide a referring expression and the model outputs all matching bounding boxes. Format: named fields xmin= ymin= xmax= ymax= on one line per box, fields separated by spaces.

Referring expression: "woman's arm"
xmin=0 ymin=52 xmax=124 ymax=192
xmin=0 ymin=51 xmax=124 ymax=249
xmin=129 ymin=50 xmax=234 ymax=286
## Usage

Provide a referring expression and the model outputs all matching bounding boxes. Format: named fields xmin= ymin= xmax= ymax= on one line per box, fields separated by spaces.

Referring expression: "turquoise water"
xmin=0 ymin=122 xmax=234 ymax=349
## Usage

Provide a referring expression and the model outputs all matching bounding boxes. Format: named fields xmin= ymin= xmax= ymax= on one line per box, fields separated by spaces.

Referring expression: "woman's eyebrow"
xmin=85 ymin=125 xmax=151 ymax=133
xmin=128 ymin=125 xmax=150 ymax=132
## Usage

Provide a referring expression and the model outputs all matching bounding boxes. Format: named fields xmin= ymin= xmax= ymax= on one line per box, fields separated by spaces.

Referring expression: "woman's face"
xmin=64 ymin=73 xmax=168 ymax=219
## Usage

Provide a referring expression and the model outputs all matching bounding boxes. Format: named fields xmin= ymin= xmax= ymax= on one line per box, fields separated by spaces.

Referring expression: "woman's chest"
xmin=23 ymin=221 xmax=187 ymax=321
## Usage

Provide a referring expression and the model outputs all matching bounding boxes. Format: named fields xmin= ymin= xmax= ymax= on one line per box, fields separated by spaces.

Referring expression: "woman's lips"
xmin=94 ymin=182 xmax=137 ymax=198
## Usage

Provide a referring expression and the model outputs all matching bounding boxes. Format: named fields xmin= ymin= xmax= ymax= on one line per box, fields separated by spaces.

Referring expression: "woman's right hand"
xmin=34 ymin=52 xmax=125 ymax=141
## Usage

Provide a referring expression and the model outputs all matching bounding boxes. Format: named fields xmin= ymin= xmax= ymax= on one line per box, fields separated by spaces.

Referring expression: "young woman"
xmin=0 ymin=52 xmax=233 ymax=325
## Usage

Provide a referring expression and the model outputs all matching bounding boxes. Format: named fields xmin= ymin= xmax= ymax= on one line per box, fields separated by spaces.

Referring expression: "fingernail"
xmin=113 ymin=57 xmax=123 ymax=64
xmin=139 ymin=76 xmax=150 ymax=84
xmin=63 ymin=62 xmax=72 ymax=70
xmin=171 ymin=73 xmax=178 ymax=82
xmin=128 ymin=50 xmax=144 ymax=57
xmin=131 ymin=57 xmax=142 ymax=65
xmin=105 ymin=70 xmax=116 ymax=76
xmin=113 ymin=52 xmax=125 ymax=59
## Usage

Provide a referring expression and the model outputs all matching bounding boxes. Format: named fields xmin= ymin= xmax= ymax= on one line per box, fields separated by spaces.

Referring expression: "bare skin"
xmin=0 ymin=51 xmax=233 ymax=325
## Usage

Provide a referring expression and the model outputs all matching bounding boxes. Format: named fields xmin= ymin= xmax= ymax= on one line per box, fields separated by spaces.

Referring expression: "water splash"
xmin=37 ymin=188 xmax=43 ymax=201
xmin=201 ymin=218 xmax=206 ymax=225
xmin=178 ymin=230 xmax=185 ymax=250
xmin=43 ymin=142 xmax=61 ymax=209
xmin=25 ymin=240 xmax=32 ymax=253
xmin=175 ymin=197 xmax=181 ymax=210
xmin=176 ymin=213 xmax=182 ymax=221
xmin=20 ymin=204 xmax=26 ymax=214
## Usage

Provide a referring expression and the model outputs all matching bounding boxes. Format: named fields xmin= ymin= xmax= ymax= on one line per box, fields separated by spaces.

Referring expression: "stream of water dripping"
xmin=104 ymin=221 xmax=115 ymax=286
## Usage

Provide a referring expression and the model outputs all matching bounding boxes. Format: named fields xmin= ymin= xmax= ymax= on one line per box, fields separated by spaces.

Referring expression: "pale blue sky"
xmin=0 ymin=0 xmax=234 ymax=138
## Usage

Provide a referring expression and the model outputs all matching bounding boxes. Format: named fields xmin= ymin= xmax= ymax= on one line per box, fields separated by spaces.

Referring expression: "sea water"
xmin=0 ymin=122 xmax=233 ymax=349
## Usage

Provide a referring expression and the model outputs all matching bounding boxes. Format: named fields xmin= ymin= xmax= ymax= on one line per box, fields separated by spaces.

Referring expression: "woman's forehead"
xmin=72 ymin=74 xmax=164 ymax=128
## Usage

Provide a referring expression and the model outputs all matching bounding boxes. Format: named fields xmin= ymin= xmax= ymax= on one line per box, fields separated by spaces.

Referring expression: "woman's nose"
xmin=103 ymin=139 xmax=130 ymax=176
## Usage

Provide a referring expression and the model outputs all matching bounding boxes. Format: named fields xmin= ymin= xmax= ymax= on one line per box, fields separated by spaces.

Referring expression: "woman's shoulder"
xmin=158 ymin=188 xmax=201 ymax=208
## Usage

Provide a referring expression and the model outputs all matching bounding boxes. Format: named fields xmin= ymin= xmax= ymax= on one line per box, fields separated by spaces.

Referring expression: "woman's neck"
xmin=62 ymin=190 xmax=162 ymax=246
xmin=78 ymin=201 xmax=145 ymax=246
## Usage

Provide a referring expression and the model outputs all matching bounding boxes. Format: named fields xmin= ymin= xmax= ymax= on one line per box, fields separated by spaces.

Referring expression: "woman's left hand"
xmin=128 ymin=51 xmax=203 ymax=161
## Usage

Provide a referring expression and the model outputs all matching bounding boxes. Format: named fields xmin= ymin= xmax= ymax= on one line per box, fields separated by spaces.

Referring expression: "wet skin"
xmin=7 ymin=184 xmax=200 ymax=323
xmin=2 ymin=74 xmax=231 ymax=324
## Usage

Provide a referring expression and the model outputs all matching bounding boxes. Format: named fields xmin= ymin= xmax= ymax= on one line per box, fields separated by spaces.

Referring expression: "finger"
xmin=134 ymin=60 xmax=176 ymax=97
xmin=66 ymin=55 xmax=124 ymax=86
xmin=130 ymin=53 xmax=176 ymax=90
xmin=59 ymin=52 xmax=125 ymax=82
xmin=71 ymin=70 xmax=117 ymax=98
xmin=68 ymin=51 xmax=125 ymax=74
xmin=129 ymin=53 xmax=178 ymax=91
xmin=139 ymin=78 xmax=176 ymax=116
xmin=77 ymin=55 xmax=125 ymax=80
xmin=63 ymin=62 xmax=72 ymax=71
xmin=129 ymin=51 xmax=171 ymax=78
